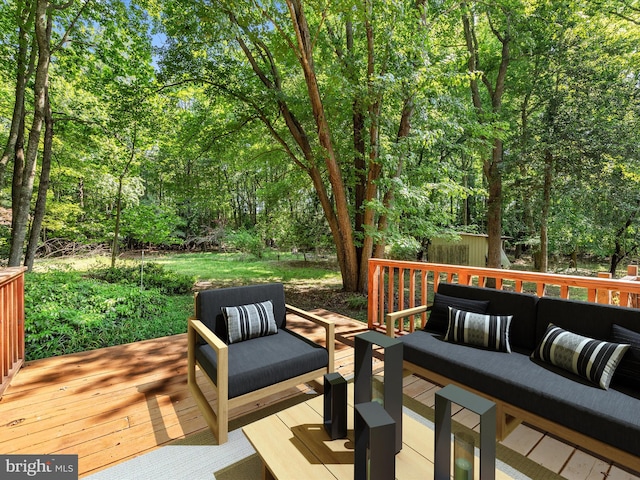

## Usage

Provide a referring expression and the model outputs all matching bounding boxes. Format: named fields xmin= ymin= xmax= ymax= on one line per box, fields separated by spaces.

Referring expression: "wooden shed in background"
xmin=428 ymin=233 xmax=511 ymax=268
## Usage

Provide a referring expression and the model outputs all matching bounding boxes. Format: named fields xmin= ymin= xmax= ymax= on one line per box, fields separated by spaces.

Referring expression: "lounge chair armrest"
xmin=385 ymin=305 xmax=429 ymax=338
xmin=285 ymin=304 xmax=335 ymax=373
xmin=188 ymin=317 xmax=228 ymax=353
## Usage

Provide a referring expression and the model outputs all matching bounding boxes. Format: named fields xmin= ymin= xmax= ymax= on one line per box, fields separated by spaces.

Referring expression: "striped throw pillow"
xmin=444 ymin=307 xmax=512 ymax=353
xmin=223 ymin=300 xmax=278 ymax=344
xmin=533 ymin=324 xmax=630 ymax=390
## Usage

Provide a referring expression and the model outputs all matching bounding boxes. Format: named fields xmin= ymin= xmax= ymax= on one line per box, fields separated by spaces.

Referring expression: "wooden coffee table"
xmin=243 ymin=385 xmax=516 ymax=480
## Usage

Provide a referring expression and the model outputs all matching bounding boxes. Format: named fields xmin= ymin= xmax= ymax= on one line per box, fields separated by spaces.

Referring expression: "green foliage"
xmin=224 ymin=229 xmax=265 ymax=259
xmin=3 ymin=0 xmax=640 ymax=281
xmin=87 ymin=262 xmax=195 ymax=295
xmin=387 ymin=235 xmax=421 ymax=261
xmin=24 ymin=269 xmax=192 ymax=360
xmin=0 ymin=225 xmax=10 ymax=259
xmin=345 ymin=294 xmax=368 ymax=310
xmin=121 ymin=202 xmax=185 ymax=246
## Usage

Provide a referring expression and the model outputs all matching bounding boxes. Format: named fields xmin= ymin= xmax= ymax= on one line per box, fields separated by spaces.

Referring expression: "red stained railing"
xmin=368 ymin=259 xmax=640 ymax=333
xmin=1 ymin=267 xmax=26 ymax=397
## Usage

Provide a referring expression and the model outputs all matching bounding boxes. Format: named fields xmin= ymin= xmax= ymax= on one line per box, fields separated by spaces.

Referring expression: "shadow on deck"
xmin=0 ymin=309 xmax=366 ymax=478
xmin=1 ymin=309 xmax=638 ymax=480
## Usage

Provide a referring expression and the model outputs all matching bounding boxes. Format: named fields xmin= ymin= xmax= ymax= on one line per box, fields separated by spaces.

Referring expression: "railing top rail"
xmin=369 ymin=259 xmax=640 ymax=291
xmin=0 ymin=267 xmax=27 ymax=288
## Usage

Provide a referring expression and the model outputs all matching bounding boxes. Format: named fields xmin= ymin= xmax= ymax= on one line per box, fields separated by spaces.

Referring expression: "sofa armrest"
xmin=286 ymin=304 xmax=335 ymax=373
xmin=385 ymin=305 xmax=429 ymax=338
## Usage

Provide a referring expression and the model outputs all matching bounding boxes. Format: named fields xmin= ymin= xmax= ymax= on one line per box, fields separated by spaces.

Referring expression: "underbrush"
xmin=24 ymin=264 xmax=195 ymax=360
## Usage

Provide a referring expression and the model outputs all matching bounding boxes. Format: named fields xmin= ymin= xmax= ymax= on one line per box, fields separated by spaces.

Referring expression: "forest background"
xmin=1 ymin=0 xmax=640 ymax=294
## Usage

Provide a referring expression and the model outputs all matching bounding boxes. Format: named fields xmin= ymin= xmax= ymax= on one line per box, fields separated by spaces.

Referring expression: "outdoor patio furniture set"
xmin=187 ymin=281 xmax=640 ymax=475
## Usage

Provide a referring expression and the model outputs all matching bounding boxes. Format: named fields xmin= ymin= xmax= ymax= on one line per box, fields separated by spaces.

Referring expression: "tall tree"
xmin=8 ymin=0 xmax=51 ymax=266
xmin=157 ymin=0 xmax=432 ymax=291
xmin=460 ymin=1 xmax=516 ymax=269
xmin=0 ymin=0 xmax=35 ymax=189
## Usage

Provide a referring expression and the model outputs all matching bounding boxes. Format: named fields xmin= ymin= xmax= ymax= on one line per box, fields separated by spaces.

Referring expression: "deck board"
xmin=0 ymin=308 xmax=638 ymax=479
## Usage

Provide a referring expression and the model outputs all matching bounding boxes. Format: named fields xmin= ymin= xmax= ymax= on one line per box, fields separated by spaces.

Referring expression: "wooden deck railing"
xmin=367 ymin=258 xmax=640 ymax=333
xmin=1 ymin=267 xmax=27 ymax=397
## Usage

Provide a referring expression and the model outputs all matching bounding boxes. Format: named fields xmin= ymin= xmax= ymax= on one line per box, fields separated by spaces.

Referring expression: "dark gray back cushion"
xmin=536 ymin=297 xmax=640 ymax=345
xmin=611 ymin=324 xmax=640 ymax=390
xmin=196 ymin=283 xmax=287 ymax=343
xmin=436 ymin=283 xmax=539 ymax=351
xmin=426 ymin=293 xmax=489 ymax=334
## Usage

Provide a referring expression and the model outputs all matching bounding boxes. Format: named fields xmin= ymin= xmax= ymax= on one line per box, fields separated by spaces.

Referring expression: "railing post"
xmin=368 ymin=262 xmax=380 ymax=330
xmin=621 ymin=266 xmax=639 ymax=308
xmin=597 ymin=272 xmax=612 ymax=304
xmin=0 ymin=267 xmax=27 ymax=398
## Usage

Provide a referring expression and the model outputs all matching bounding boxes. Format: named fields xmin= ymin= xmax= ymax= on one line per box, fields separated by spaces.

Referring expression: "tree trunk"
xmin=609 ymin=199 xmax=640 ymax=276
xmin=287 ymin=0 xmax=359 ymax=291
xmin=0 ymin=0 xmax=36 ymax=189
xmin=348 ymin=17 xmax=367 ymax=257
xmin=11 ymin=114 xmax=26 ymax=233
xmin=111 ymin=177 xmax=124 ymax=268
xmin=25 ymin=86 xmax=53 ymax=270
xmin=357 ymin=6 xmax=383 ymax=291
xmin=373 ymin=96 xmax=415 ymax=260
xmin=9 ymin=0 xmax=50 ymax=267
xmin=539 ymin=149 xmax=553 ymax=273
xmin=111 ymin=128 xmax=137 ymax=268
xmin=486 ymin=138 xmax=503 ymax=268
xmin=462 ymin=3 xmax=510 ymax=270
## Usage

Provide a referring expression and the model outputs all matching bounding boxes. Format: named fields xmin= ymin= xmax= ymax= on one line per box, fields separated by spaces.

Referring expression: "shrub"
xmin=87 ymin=262 xmax=195 ymax=295
xmin=387 ymin=235 xmax=421 ymax=260
xmin=224 ymin=229 xmax=265 ymax=258
xmin=24 ymin=269 xmax=193 ymax=360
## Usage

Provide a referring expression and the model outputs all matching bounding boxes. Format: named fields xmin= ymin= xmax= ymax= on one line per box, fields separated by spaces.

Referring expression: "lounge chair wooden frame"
xmin=188 ymin=300 xmax=335 ymax=444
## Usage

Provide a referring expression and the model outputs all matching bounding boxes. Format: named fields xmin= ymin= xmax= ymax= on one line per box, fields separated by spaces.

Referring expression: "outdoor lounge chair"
xmin=187 ymin=283 xmax=335 ymax=444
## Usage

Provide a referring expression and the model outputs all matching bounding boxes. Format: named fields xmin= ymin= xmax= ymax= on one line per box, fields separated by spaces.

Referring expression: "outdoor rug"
xmin=85 ymin=393 xmax=564 ymax=480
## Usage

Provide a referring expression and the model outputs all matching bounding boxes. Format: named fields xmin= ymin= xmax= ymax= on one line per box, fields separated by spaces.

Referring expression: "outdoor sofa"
xmin=387 ymin=282 xmax=640 ymax=473
xmin=188 ymin=283 xmax=335 ymax=444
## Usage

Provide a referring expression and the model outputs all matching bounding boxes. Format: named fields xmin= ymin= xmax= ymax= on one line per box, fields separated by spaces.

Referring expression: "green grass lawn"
xmin=149 ymin=251 xmax=342 ymax=285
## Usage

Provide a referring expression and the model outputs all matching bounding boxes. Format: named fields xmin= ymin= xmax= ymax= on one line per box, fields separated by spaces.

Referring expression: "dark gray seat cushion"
xmin=196 ymin=328 xmax=328 ymax=399
xmin=401 ymin=330 xmax=640 ymax=457
xmin=436 ymin=284 xmax=539 ymax=351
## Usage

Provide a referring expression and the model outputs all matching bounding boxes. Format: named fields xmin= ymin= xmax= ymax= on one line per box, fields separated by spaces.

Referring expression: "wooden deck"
xmin=0 ymin=309 xmax=638 ymax=479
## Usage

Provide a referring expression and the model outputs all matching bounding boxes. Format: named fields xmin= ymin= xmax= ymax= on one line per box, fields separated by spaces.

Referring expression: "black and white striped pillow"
xmin=444 ymin=307 xmax=512 ymax=353
xmin=222 ymin=300 xmax=278 ymax=344
xmin=533 ymin=324 xmax=630 ymax=390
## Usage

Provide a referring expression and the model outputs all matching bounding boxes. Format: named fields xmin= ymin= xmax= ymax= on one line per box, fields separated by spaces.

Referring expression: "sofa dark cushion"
xmin=400 ymin=330 xmax=640 ymax=457
xmin=426 ymin=292 xmax=489 ymax=333
xmin=611 ymin=324 xmax=640 ymax=390
xmin=436 ymin=283 xmax=539 ymax=351
xmin=196 ymin=283 xmax=287 ymax=343
xmin=536 ymin=297 xmax=640 ymax=346
xmin=195 ymin=328 xmax=328 ymax=399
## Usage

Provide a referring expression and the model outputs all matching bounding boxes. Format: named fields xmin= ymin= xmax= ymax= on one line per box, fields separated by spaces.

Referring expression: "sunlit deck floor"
xmin=0 ymin=309 xmax=638 ymax=479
